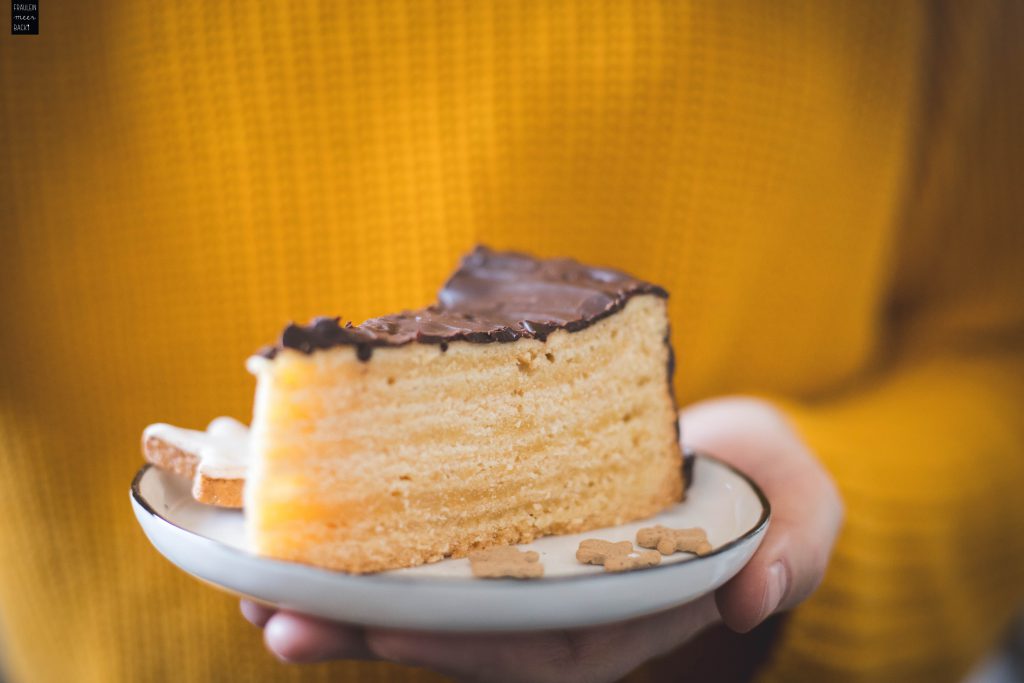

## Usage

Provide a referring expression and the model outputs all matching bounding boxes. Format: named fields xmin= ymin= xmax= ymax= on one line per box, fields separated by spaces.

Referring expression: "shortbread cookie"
xmin=142 ymin=417 xmax=249 ymax=508
xmin=245 ymin=246 xmax=684 ymax=573
xmin=576 ymin=539 xmax=662 ymax=573
xmin=469 ymin=546 xmax=544 ymax=579
xmin=637 ymin=525 xmax=712 ymax=556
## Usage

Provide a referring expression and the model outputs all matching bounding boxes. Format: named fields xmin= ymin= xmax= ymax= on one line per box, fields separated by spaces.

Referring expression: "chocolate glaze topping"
xmin=261 ymin=246 xmax=668 ymax=360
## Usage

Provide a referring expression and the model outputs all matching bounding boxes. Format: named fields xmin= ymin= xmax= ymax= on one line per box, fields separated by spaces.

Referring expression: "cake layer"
xmin=245 ymin=294 xmax=683 ymax=573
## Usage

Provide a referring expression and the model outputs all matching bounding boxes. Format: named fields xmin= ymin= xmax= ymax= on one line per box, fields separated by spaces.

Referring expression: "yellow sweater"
xmin=1 ymin=2 xmax=1022 ymax=682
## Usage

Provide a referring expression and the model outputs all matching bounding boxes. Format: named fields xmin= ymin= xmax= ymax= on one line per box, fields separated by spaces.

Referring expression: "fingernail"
xmin=760 ymin=561 xmax=788 ymax=622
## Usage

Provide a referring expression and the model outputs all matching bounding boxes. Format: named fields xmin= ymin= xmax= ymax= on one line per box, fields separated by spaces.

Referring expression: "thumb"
xmin=714 ymin=465 xmax=841 ymax=632
xmin=681 ymin=398 xmax=843 ymax=633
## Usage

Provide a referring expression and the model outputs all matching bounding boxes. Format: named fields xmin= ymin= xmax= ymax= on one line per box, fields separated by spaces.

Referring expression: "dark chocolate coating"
xmin=261 ymin=246 xmax=668 ymax=359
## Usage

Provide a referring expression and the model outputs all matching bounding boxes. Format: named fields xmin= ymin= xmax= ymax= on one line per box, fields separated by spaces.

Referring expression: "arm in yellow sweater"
xmin=771 ymin=352 xmax=1024 ymax=682
xmin=765 ymin=4 xmax=1024 ymax=680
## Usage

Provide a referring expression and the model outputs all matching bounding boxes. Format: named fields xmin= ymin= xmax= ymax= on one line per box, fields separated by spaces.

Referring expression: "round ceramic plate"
xmin=131 ymin=453 xmax=769 ymax=632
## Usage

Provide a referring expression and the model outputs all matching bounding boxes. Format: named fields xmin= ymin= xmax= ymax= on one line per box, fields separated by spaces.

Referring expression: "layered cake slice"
xmin=245 ymin=247 xmax=684 ymax=573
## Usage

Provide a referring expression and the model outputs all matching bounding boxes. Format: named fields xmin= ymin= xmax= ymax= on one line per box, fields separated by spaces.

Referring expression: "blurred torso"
xmin=0 ymin=3 xmax=922 ymax=681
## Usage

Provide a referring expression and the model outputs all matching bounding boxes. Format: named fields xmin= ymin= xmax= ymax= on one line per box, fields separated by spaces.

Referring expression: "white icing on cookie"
xmin=246 ymin=355 xmax=272 ymax=374
xmin=143 ymin=417 xmax=250 ymax=479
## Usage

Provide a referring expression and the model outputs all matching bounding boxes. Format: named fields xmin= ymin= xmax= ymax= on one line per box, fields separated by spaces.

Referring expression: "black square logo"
xmin=12 ymin=1 xmax=38 ymax=34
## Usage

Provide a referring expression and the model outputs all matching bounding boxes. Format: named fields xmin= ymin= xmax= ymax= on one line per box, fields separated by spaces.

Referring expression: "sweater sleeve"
xmin=761 ymin=3 xmax=1024 ymax=681
xmin=765 ymin=352 xmax=1024 ymax=682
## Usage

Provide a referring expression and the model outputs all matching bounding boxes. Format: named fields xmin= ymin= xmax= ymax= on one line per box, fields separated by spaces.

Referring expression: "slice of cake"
xmin=245 ymin=246 xmax=684 ymax=573
xmin=142 ymin=417 xmax=249 ymax=508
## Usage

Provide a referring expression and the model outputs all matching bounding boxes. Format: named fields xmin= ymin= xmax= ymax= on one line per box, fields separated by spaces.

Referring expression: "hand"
xmin=242 ymin=397 xmax=843 ymax=682
xmin=682 ymin=397 xmax=843 ymax=632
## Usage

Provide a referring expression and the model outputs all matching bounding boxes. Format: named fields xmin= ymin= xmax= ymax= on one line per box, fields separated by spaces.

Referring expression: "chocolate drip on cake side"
xmin=260 ymin=246 xmax=669 ymax=360
xmin=663 ymin=324 xmax=692 ymax=494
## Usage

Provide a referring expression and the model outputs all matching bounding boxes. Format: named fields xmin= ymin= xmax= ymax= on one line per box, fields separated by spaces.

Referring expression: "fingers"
xmin=262 ymin=611 xmax=375 ymax=663
xmin=241 ymin=602 xmax=376 ymax=663
xmin=681 ymin=397 xmax=844 ymax=633
xmin=240 ymin=600 xmax=276 ymax=628
xmin=575 ymin=592 xmax=720 ymax=664
xmin=244 ymin=596 xmax=716 ymax=681
xmin=364 ymin=594 xmax=719 ymax=683
xmin=366 ymin=629 xmax=578 ymax=683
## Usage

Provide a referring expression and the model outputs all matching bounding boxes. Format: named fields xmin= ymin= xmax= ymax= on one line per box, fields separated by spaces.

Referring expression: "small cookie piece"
xmin=576 ymin=539 xmax=662 ymax=573
xmin=636 ymin=525 xmax=712 ymax=556
xmin=576 ymin=539 xmax=633 ymax=565
xmin=142 ymin=417 xmax=249 ymax=508
xmin=469 ymin=546 xmax=544 ymax=579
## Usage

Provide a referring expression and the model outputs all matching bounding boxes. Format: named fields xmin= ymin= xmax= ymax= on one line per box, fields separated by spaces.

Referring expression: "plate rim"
xmin=130 ymin=451 xmax=771 ymax=587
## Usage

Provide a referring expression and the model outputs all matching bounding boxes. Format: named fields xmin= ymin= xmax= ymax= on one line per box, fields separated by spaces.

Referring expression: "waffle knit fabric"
xmin=1 ymin=2 xmax=1022 ymax=682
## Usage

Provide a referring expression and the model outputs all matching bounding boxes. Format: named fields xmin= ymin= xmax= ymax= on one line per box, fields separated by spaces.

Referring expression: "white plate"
xmin=131 ymin=453 xmax=769 ymax=632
